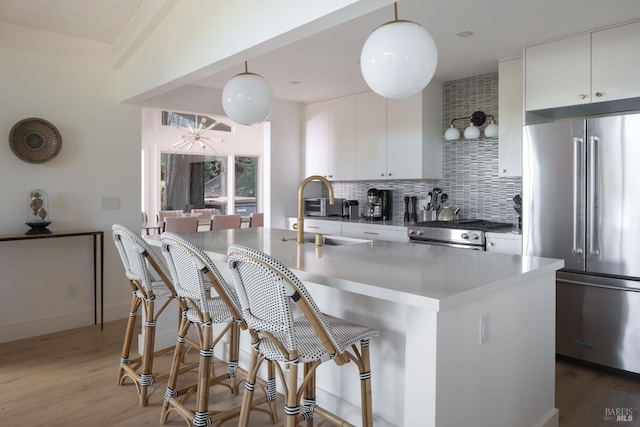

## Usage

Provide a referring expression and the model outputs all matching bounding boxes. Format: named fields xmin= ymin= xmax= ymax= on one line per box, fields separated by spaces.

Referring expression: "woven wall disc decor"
xmin=9 ymin=118 xmax=62 ymax=164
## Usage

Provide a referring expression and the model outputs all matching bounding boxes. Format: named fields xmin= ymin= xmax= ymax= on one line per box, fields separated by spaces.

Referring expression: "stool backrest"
xmin=161 ymin=232 xmax=242 ymax=323
xmin=227 ymin=244 xmax=347 ymax=363
xmin=112 ymin=224 xmax=174 ymax=295
xmin=211 ymin=214 xmax=242 ymax=230
xmin=164 ymin=216 xmax=199 ymax=233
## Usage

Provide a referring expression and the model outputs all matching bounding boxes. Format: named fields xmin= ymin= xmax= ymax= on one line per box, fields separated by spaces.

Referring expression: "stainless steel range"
xmin=407 ymin=219 xmax=513 ymax=250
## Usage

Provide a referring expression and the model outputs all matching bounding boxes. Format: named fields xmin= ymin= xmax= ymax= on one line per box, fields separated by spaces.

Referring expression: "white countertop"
xmin=146 ymin=228 xmax=562 ymax=312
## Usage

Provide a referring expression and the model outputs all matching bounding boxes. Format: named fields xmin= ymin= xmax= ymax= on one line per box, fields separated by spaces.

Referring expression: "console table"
xmin=0 ymin=229 xmax=105 ymax=330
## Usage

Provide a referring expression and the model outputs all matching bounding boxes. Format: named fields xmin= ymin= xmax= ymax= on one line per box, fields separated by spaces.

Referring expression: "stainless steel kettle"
xmin=437 ymin=207 xmax=455 ymax=221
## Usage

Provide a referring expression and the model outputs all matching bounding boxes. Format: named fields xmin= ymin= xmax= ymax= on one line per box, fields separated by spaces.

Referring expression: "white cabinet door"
xmin=301 ymin=219 xmax=342 ymax=235
xmin=486 ymin=234 xmax=522 ymax=255
xmin=304 ymin=101 xmax=329 ymax=177
xmin=592 ymin=21 xmax=640 ymax=103
xmin=498 ymin=57 xmax=523 ymax=177
xmin=328 ymin=96 xmax=356 ymax=181
xmin=525 ymin=34 xmax=591 ymax=111
xmin=387 ymin=93 xmax=423 ymax=179
xmin=355 ymin=91 xmax=387 ymax=180
xmin=341 ymin=224 xmax=409 ymax=243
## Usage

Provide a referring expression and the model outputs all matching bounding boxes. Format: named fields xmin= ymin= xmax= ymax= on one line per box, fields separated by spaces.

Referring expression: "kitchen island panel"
xmin=145 ymin=228 xmax=562 ymax=427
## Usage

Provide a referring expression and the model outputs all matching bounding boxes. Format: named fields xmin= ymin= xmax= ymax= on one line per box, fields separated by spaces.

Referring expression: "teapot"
xmin=437 ymin=205 xmax=461 ymax=221
xmin=437 ymin=206 xmax=455 ymax=221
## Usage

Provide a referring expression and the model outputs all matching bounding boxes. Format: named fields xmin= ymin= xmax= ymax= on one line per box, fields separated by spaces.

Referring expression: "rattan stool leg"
xmin=238 ymin=346 xmax=262 ymax=427
xmin=285 ymin=361 xmax=300 ymax=427
xmin=117 ymin=293 xmax=141 ymax=387
xmin=138 ymin=297 xmax=157 ymax=407
xmin=160 ymin=315 xmax=192 ymax=424
xmin=360 ymin=339 xmax=374 ymax=427
xmin=302 ymin=363 xmax=316 ymax=427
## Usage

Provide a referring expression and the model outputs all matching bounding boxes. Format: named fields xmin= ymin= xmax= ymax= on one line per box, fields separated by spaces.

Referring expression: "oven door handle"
xmin=410 ymin=239 xmax=483 ymax=251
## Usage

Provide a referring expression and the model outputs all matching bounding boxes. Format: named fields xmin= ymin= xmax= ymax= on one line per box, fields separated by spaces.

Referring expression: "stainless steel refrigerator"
xmin=523 ymin=113 xmax=640 ymax=374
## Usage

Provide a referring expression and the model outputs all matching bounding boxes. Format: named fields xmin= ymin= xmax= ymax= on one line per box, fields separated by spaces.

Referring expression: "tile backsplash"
xmin=327 ymin=72 xmax=522 ymax=226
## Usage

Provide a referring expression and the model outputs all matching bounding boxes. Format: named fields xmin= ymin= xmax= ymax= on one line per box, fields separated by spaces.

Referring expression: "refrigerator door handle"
xmin=588 ymin=136 xmax=600 ymax=256
xmin=572 ymin=137 xmax=583 ymax=254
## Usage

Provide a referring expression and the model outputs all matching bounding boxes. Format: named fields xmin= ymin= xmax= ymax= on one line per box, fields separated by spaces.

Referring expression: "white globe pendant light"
xmin=222 ymin=61 xmax=274 ymax=126
xmin=360 ymin=2 xmax=437 ymax=100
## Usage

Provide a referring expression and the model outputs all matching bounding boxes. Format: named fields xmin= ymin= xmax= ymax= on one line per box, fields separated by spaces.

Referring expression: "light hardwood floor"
xmin=2 ymin=319 xmax=640 ymax=426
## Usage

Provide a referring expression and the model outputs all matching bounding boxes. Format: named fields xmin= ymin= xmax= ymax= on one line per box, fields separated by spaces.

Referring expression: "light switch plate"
xmin=101 ymin=197 xmax=120 ymax=210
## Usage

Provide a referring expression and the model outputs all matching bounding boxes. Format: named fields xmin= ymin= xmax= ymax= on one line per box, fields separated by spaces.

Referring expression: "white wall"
xmin=0 ymin=23 xmax=141 ymax=342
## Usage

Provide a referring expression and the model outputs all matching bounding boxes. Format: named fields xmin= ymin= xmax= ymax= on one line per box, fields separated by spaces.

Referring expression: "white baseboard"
xmin=532 ymin=408 xmax=559 ymax=427
xmin=0 ymin=302 xmax=130 ymax=344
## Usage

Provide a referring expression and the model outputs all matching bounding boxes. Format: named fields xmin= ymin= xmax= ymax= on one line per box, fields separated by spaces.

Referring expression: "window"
xmin=161 ymin=111 xmax=232 ymax=133
xmin=161 ymin=153 xmax=258 ymax=215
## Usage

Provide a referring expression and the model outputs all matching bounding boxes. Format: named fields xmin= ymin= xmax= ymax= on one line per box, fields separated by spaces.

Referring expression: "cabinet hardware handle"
xmin=578 ymin=94 xmax=587 ymax=99
xmin=328 ymin=175 xmax=333 ymax=178
xmin=308 ymin=226 xmax=319 ymax=229
xmin=380 ymin=173 xmax=385 ymax=176
xmin=489 ymin=242 xmax=495 ymax=246
xmin=364 ymin=231 xmax=379 ymax=235
xmin=595 ymin=92 xmax=604 ymax=97
xmin=388 ymin=173 xmax=392 ymax=176
xmin=501 ymin=169 xmax=507 ymax=173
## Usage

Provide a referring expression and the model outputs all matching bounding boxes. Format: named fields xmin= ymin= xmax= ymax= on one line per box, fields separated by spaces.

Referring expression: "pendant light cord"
xmin=394 ymin=2 xmax=398 ymax=21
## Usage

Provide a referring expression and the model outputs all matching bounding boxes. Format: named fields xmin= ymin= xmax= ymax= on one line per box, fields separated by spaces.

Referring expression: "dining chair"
xmin=227 ymin=244 xmax=379 ymax=427
xmin=191 ymin=208 xmax=216 ymax=230
xmin=163 ymin=216 xmax=198 ymax=233
xmin=157 ymin=209 xmax=183 ymax=226
xmin=248 ymin=212 xmax=264 ymax=228
xmin=210 ymin=214 xmax=242 ymax=230
xmin=111 ymin=224 xmax=197 ymax=407
xmin=159 ymin=232 xmax=278 ymax=426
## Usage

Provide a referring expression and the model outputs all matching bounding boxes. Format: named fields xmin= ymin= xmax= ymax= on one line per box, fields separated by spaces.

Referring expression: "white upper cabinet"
xmin=525 ymin=21 xmax=640 ymax=111
xmin=591 ymin=21 xmax=640 ymax=103
xmin=525 ymin=33 xmax=591 ymax=111
xmin=304 ymin=96 xmax=356 ymax=180
xmin=387 ymin=93 xmax=424 ymax=179
xmin=355 ymin=91 xmax=387 ymax=180
xmin=304 ymin=101 xmax=329 ymax=177
xmin=498 ymin=57 xmax=523 ymax=177
xmin=327 ymin=96 xmax=356 ymax=180
xmin=305 ymin=83 xmax=442 ymax=181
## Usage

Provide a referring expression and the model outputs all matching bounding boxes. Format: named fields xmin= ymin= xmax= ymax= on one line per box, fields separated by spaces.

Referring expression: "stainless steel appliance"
xmin=523 ymin=113 xmax=640 ymax=374
xmin=342 ymin=200 xmax=359 ymax=219
xmin=304 ymin=197 xmax=344 ymax=217
xmin=365 ymin=189 xmax=391 ymax=221
xmin=408 ymin=220 xmax=512 ymax=250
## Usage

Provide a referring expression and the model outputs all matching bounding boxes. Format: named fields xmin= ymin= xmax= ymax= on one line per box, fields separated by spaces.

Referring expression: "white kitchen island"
xmin=146 ymin=227 xmax=563 ymax=427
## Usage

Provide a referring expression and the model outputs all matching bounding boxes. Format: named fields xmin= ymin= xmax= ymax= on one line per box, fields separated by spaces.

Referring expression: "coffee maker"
xmin=365 ymin=188 xmax=391 ymax=221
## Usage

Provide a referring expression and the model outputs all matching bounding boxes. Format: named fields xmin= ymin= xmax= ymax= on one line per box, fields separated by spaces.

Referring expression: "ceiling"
xmin=2 ymin=0 xmax=640 ymax=104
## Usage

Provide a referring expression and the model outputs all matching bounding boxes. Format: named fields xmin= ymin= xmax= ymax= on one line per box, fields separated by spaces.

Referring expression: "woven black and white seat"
xmin=112 ymin=224 xmax=196 ymax=407
xmin=227 ymin=244 xmax=379 ymax=427
xmin=160 ymin=232 xmax=278 ymax=427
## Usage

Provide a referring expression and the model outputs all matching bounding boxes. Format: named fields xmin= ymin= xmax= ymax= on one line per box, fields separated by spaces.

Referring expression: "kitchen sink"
xmin=304 ymin=235 xmax=373 ymax=246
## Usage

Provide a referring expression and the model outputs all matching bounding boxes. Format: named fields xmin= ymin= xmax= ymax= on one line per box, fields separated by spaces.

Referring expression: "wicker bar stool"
xmin=227 ymin=244 xmax=379 ymax=427
xmin=112 ymin=224 xmax=197 ymax=407
xmin=160 ymin=232 xmax=278 ymax=426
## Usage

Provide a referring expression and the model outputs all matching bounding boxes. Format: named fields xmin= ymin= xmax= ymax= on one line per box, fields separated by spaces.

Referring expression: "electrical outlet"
xmin=101 ymin=196 xmax=120 ymax=210
xmin=67 ymin=284 xmax=78 ymax=299
xmin=479 ymin=312 xmax=490 ymax=345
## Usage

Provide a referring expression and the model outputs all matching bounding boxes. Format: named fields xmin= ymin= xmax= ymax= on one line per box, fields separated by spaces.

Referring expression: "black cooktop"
xmin=415 ymin=219 xmax=513 ymax=231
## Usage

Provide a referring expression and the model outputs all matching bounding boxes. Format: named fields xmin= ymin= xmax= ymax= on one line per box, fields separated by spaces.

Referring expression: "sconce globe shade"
xmin=222 ymin=73 xmax=274 ymax=125
xmin=360 ymin=20 xmax=438 ymax=99
xmin=484 ymin=123 xmax=499 ymax=138
xmin=444 ymin=127 xmax=460 ymax=141
xmin=464 ymin=125 xmax=481 ymax=139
